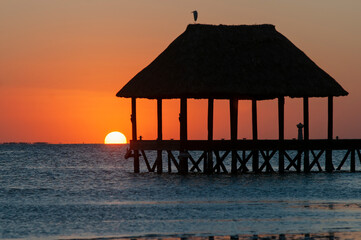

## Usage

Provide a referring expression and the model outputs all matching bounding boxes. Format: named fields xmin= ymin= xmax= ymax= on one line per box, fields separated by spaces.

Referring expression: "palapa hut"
xmin=117 ymin=24 xmax=348 ymax=174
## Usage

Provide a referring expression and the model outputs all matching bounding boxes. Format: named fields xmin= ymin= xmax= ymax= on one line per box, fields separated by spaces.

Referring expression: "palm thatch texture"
xmin=117 ymin=24 xmax=348 ymax=100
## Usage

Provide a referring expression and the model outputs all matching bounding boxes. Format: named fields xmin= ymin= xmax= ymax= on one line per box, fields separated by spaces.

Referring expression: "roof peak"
xmin=186 ymin=23 xmax=276 ymax=30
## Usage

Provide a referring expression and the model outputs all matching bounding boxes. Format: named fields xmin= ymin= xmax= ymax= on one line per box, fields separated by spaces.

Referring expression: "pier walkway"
xmin=128 ymin=139 xmax=361 ymax=174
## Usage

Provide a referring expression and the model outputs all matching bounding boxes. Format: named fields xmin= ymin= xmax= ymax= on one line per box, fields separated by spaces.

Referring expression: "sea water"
xmin=1 ymin=144 xmax=361 ymax=239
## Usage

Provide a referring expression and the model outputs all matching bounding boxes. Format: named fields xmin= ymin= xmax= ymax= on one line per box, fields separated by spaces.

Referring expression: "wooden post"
xmin=206 ymin=98 xmax=214 ymax=174
xmin=304 ymin=97 xmax=310 ymax=172
xmin=157 ymin=99 xmax=163 ymax=174
xmin=326 ymin=96 xmax=334 ymax=172
xmin=168 ymin=153 xmax=172 ymax=173
xmin=328 ymin=96 xmax=333 ymax=140
xmin=230 ymin=98 xmax=238 ymax=174
xmin=131 ymin=97 xmax=139 ymax=173
xmin=252 ymin=99 xmax=259 ymax=173
xmin=179 ymin=98 xmax=188 ymax=174
xmin=351 ymin=149 xmax=355 ymax=172
xmin=278 ymin=97 xmax=285 ymax=173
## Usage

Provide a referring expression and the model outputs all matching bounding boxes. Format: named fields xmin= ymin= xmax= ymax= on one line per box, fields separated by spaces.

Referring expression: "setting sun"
xmin=104 ymin=131 xmax=127 ymax=144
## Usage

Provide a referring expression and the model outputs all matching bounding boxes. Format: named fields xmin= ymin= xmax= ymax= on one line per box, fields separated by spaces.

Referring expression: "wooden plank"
xmin=179 ymin=98 xmax=188 ymax=174
xmin=336 ymin=150 xmax=350 ymax=170
xmin=326 ymin=96 xmax=334 ymax=172
xmin=351 ymin=149 xmax=355 ymax=172
xmin=190 ymin=151 xmax=206 ymax=172
xmin=230 ymin=98 xmax=238 ymax=174
xmin=296 ymin=150 xmax=302 ymax=173
xmin=140 ymin=150 xmax=152 ymax=172
xmin=131 ymin=139 xmax=361 ymax=151
xmin=167 ymin=151 xmax=172 ymax=173
xmin=357 ymin=149 xmax=361 ymax=165
xmin=230 ymin=98 xmax=238 ymax=141
xmin=208 ymin=99 xmax=214 ymax=141
xmin=214 ymin=151 xmax=229 ymax=173
xmin=214 ymin=151 xmax=221 ymax=173
xmin=259 ymin=150 xmax=276 ymax=172
xmin=180 ymin=98 xmax=188 ymax=143
xmin=310 ymin=150 xmax=324 ymax=172
xmin=131 ymin=98 xmax=137 ymax=142
xmin=285 ymin=150 xmax=302 ymax=172
xmin=167 ymin=150 xmax=180 ymax=171
xmin=188 ymin=152 xmax=201 ymax=172
xmin=278 ymin=97 xmax=285 ymax=173
xmin=328 ymin=96 xmax=333 ymax=140
xmin=285 ymin=151 xmax=298 ymax=171
xmin=236 ymin=151 xmax=251 ymax=172
xmin=131 ymin=97 xmax=139 ymax=173
xmin=304 ymin=97 xmax=310 ymax=172
xmin=252 ymin=100 xmax=258 ymax=141
xmin=303 ymin=97 xmax=309 ymax=140
xmin=252 ymin=99 xmax=259 ymax=173
xmin=207 ymin=99 xmax=214 ymax=173
xmin=157 ymin=99 xmax=163 ymax=174
xmin=278 ymin=97 xmax=285 ymax=141
xmin=157 ymin=99 xmax=163 ymax=140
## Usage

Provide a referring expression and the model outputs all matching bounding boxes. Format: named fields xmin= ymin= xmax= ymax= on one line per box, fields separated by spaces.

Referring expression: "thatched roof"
xmin=117 ymin=24 xmax=348 ymax=100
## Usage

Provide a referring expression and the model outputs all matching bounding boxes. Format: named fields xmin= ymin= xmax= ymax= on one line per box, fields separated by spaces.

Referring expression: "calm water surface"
xmin=1 ymin=144 xmax=361 ymax=239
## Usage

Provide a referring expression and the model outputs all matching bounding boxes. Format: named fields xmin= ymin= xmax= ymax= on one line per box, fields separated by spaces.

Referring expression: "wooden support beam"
xmin=303 ymin=97 xmax=310 ymax=172
xmin=179 ymin=98 xmax=188 ymax=174
xmin=328 ymin=96 xmax=333 ymax=140
xmin=214 ymin=150 xmax=230 ymax=173
xmin=278 ymin=97 xmax=285 ymax=141
xmin=230 ymin=98 xmax=238 ymax=174
xmin=351 ymin=149 xmax=356 ymax=172
xmin=285 ymin=151 xmax=303 ymax=171
xmin=208 ymin=98 xmax=214 ymax=141
xmin=310 ymin=150 xmax=324 ymax=172
xmin=252 ymin=100 xmax=258 ymax=140
xmin=252 ymin=99 xmax=259 ymax=173
xmin=131 ymin=97 xmax=139 ymax=173
xmin=180 ymin=98 xmax=188 ymax=142
xmin=157 ymin=99 xmax=163 ymax=140
xmin=259 ymin=150 xmax=276 ymax=172
xmin=132 ymin=139 xmax=361 ymax=152
xmin=326 ymin=96 xmax=334 ymax=172
xmin=303 ymin=97 xmax=309 ymax=141
xmin=336 ymin=149 xmax=350 ymax=170
xmin=167 ymin=152 xmax=172 ymax=173
xmin=230 ymin=98 xmax=238 ymax=141
xmin=207 ymin=98 xmax=214 ymax=174
xmin=278 ymin=97 xmax=285 ymax=173
xmin=157 ymin=99 xmax=163 ymax=174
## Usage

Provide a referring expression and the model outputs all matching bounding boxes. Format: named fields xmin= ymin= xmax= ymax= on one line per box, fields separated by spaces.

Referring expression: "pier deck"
xmin=128 ymin=139 xmax=361 ymax=174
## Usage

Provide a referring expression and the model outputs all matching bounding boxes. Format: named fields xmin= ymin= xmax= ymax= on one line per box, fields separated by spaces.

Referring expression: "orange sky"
xmin=1 ymin=0 xmax=360 ymax=143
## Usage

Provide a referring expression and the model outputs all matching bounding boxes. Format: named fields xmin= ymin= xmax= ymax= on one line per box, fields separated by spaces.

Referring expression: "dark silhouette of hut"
xmin=117 ymin=24 xmax=349 ymax=174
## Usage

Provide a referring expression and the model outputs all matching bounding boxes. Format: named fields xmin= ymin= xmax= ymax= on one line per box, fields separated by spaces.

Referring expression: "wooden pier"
xmin=117 ymin=24 xmax=351 ymax=174
xmin=128 ymin=139 xmax=361 ymax=174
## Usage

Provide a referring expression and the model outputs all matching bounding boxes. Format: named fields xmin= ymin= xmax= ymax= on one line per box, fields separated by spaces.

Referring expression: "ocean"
xmin=1 ymin=144 xmax=361 ymax=240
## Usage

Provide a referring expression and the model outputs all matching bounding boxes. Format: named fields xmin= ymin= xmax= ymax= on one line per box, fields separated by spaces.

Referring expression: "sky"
xmin=1 ymin=0 xmax=360 ymax=143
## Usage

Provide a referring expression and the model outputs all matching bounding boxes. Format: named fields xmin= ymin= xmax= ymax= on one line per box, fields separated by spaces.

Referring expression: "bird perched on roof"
xmin=191 ymin=10 xmax=198 ymax=22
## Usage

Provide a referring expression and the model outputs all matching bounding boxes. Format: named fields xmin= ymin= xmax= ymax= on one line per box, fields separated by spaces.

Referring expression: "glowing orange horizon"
xmin=0 ymin=1 xmax=360 ymax=143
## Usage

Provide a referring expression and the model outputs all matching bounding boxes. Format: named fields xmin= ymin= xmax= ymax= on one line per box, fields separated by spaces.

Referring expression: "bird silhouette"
xmin=191 ymin=10 xmax=198 ymax=22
